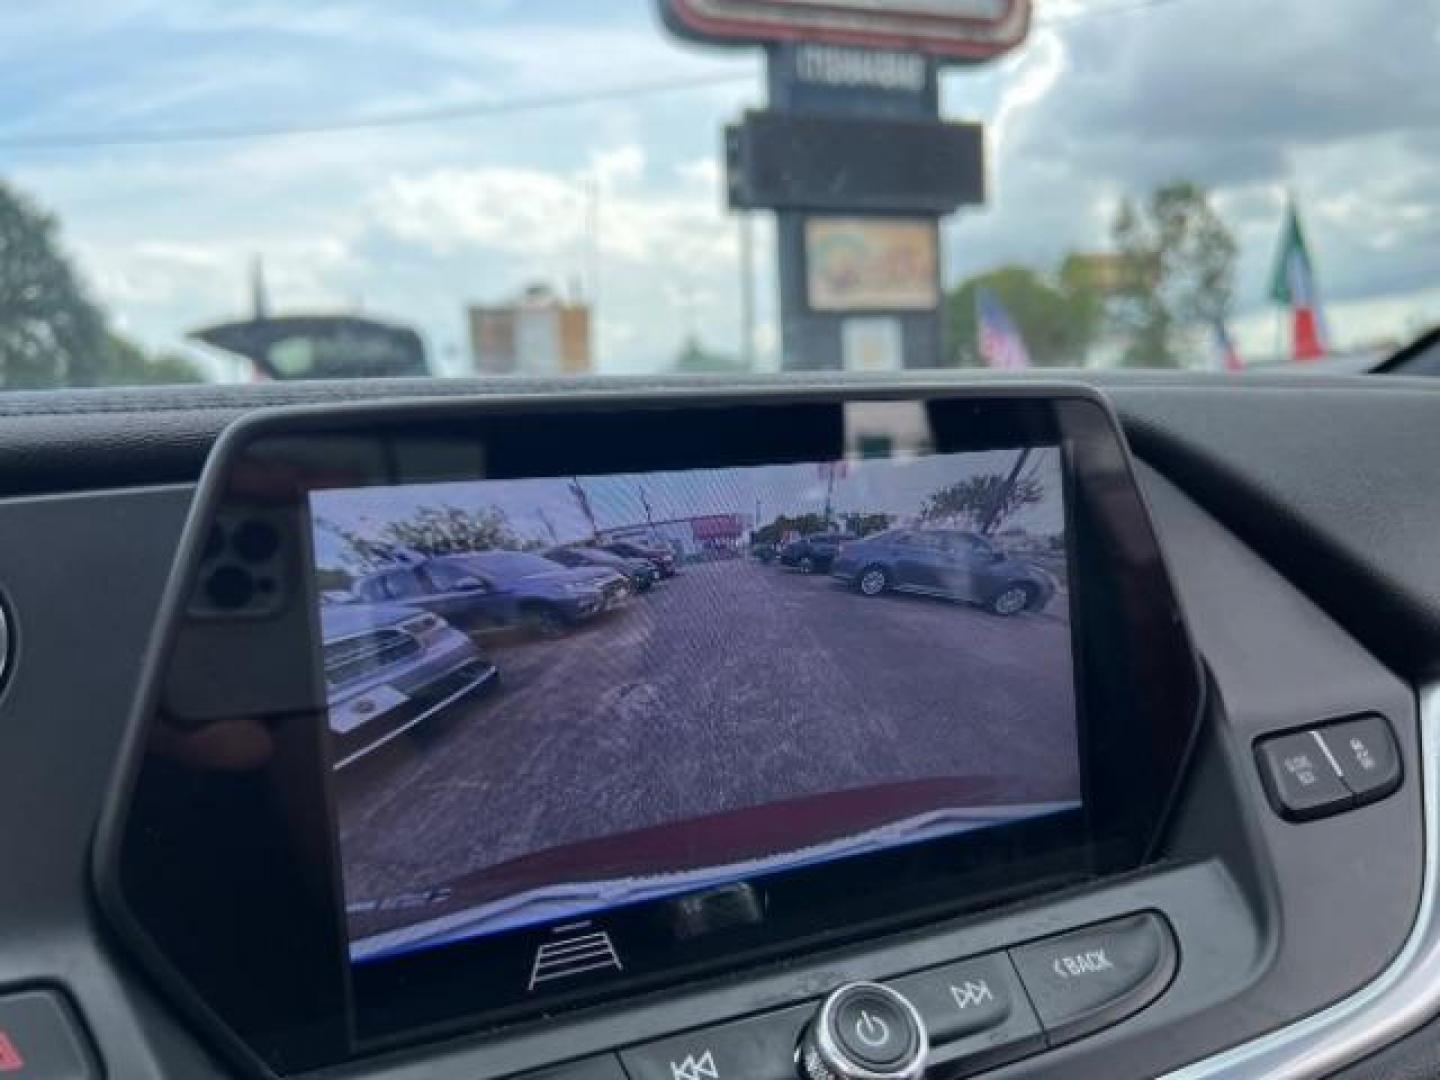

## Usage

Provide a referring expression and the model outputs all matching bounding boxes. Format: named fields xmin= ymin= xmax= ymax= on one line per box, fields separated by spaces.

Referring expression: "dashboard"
xmin=2 ymin=371 xmax=1440 ymax=1080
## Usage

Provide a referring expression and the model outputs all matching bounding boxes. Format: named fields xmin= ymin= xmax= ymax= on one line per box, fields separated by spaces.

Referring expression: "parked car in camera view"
xmin=321 ymin=602 xmax=499 ymax=770
xmin=778 ymin=532 xmax=856 ymax=574
xmin=829 ymin=528 xmax=1056 ymax=616
xmin=750 ymin=541 xmax=779 ymax=564
xmin=351 ymin=552 xmax=629 ymax=638
xmin=545 ymin=545 xmax=659 ymax=591
xmin=601 ymin=539 xmax=678 ymax=577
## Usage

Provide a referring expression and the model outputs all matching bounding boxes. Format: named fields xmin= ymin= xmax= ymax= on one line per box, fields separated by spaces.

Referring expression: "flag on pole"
xmin=1213 ymin=319 xmax=1243 ymax=372
xmin=1268 ymin=200 xmax=1328 ymax=361
xmin=817 ymin=461 xmax=848 ymax=525
xmin=568 ymin=477 xmax=598 ymax=539
xmin=976 ymin=286 xmax=1031 ymax=370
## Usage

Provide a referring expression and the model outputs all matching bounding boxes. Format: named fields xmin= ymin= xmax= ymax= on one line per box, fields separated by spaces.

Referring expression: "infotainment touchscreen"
xmin=309 ymin=448 xmax=1080 ymax=966
xmin=103 ymin=391 xmax=1202 ymax=1074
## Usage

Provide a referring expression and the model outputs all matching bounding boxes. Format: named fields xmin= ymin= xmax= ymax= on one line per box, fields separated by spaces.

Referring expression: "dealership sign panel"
xmin=728 ymin=111 xmax=984 ymax=213
xmin=805 ymin=218 xmax=939 ymax=312
xmin=659 ymin=0 xmax=1031 ymax=62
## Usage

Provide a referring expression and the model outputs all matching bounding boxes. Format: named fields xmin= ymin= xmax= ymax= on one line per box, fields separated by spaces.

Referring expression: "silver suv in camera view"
xmin=830 ymin=528 xmax=1056 ymax=616
xmin=322 ymin=603 xmax=499 ymax=770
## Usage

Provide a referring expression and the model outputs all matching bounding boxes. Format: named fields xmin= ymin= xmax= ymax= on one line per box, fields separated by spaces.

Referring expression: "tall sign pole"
xmin=658 ymin=0 xmax=1030 ymax=372
xmin=767 ymin=44 xmax=945 ymax=370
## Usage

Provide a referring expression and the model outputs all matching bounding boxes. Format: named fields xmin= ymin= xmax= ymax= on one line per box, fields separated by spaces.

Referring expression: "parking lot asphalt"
xmin=334 ymin=558 xmax=1080 ymax=906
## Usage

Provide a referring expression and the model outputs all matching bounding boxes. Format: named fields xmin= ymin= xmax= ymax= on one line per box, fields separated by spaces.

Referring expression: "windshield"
xmin=2 ymin=0 xmax=1434 ymax=389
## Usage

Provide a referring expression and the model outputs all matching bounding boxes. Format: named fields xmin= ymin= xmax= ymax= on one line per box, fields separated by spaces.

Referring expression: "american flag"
xmin=976 ymin=286 xmax=1031 ymax=370
xmin=1213 ymin=319 xmax=1243 ymax=372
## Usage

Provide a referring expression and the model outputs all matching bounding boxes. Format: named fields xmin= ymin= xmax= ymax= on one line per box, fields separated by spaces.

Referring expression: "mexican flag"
xmin=1269 ymin=201 xmax=1328 ymax=361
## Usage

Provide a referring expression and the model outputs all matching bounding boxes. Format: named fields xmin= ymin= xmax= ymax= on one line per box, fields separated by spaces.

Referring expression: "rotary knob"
xmin=799 ymin=983 xmax=929 ymax=1080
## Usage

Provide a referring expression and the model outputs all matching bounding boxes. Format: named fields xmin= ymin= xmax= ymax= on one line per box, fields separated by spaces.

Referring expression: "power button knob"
xmin=800 ymin=983 xmax=928 ymax=1080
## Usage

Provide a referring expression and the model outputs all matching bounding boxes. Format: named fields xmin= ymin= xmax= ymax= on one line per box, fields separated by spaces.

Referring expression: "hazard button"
xmin=0 ymin=992 xmax=97 ymax=1078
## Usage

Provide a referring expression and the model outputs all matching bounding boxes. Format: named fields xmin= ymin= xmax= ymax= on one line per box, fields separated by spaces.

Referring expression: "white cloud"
xmin=368 ymin=168 xmax=586 ymax=258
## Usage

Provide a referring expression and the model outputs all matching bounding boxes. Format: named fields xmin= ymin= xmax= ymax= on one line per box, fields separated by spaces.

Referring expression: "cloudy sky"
xmin=3 ymin=0 xmax=1438 ymax=373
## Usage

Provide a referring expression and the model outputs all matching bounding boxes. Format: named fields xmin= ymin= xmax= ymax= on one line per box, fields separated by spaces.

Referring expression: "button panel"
xmin=517 ymin=913 xmax=1178 ymax=1080
xmin=1256 ymin=714 xmax=1402 ymax=821
xmin=0 ymin=991 xmax=97 ymax=1080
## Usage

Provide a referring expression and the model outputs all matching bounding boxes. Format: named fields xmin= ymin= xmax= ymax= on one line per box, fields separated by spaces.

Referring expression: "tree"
xmin=922 ymin=471 xmax=1044 ymax=535
xmin=0 ymin=181 xmax=108 ymax=388
xmin=673 ymin=334 xmax=749 ymax=374
xmin=0 ymin=180 xmax=204 ymax=388
xmin=1110 ymin=181 xmax=1238 ymax=367
xmin=314 ymin=567 xmax=356 ymax=595
xmin=100 ymin=333 xmax=204 ymax=387
xmin=945 ymin=265 xmax=1102 ymax=368
xmin=839 ymin=512 xmax=892 ymax=537
xmin=317 ymin=505 xmax=526 ymax=570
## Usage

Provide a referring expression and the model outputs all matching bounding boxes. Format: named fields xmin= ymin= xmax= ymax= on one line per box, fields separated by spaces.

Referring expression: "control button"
xmin=890 ymin=953 xmax=1043 ymax=1075
xmin=1319 ymin=715 xmax=1402 ymax=806
xmin=520 ymin=1056 xmax=627 ymax=1080
xmin=1009 ymin=912 xmax=1177 ymax=1046
xmin=800 ymin=983 xmax=927 ymax=1080
xmin=891 ymin=953 xmax=1013 ymax=1044
xmin=833 ymin=987 xmax=914 ymax=1067
xmin=1255 ymin=730 xmax=1352 ymax=821
xmin=621 ymin=1005 xmax=810 ymax=1080
xmin=0 ymin=991 xmax=97 ymax=1079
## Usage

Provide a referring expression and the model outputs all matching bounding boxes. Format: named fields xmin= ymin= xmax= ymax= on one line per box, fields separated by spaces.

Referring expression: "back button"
xmin=1010 ymin=912 xmax=1177 ymax=1046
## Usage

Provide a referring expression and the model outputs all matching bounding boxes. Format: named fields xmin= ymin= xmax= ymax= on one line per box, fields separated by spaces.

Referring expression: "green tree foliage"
xmin=0 ymin=181 xmax=108 ymax=388
xmin=922 ymin=472 xmax=1044 ymax=534
xmin=1110 ymin=181 xmax=1238 ymax=367
xmin=946 ymin=265 xmax=1102 ymax=368
xmin=0 ymin=180 xmax=204 ymax=388
xmin=673 ymin=334 xmax=749 ymax=374
xmin=314 ymin=567 xmax=356 ymax=595
xmin=100 ymin=333 xmax=204 ymax=386
xmin=839 ymin=512 xmax=892 ymax=537
xmin=317 ymin=505 xmax=526 ymax=570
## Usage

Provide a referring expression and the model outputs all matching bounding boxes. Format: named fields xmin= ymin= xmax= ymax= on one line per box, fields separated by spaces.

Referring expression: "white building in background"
xmin=468 ymin=284 xmax=592 ymax=376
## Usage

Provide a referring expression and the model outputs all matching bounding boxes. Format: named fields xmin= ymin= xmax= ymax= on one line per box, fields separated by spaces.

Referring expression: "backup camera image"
xmin=310 ymin=448 xmax=1080 ymax=962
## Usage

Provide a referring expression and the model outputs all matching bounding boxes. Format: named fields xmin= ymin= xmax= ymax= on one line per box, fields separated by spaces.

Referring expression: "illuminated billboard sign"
xmin=805 ymin=218 xmax=939 ymax=312
xmin=658 ymin=0 xmax=1031 ymax=62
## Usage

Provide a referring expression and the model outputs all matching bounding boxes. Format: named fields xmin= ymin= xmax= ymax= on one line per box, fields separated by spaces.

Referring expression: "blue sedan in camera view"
xmin=830 ymin=528 xmax=1056 ymax=616
xmin=322 ymin=603 xmax=499 ymax=770
xmin=352 ymin=551 xmax=630 ymax=638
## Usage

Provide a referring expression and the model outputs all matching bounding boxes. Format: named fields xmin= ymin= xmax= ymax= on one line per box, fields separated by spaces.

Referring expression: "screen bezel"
xmin=94 ymin=384 xmax=1203 ymax=1078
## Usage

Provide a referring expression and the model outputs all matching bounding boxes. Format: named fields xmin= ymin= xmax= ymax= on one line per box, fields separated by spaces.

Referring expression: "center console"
xmin=94 ymin=386 xmax=1204 ymax=1079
